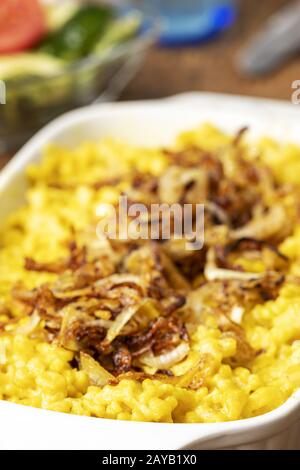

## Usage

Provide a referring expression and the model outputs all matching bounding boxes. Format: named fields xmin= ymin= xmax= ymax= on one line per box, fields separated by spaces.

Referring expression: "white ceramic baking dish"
xmin=1 ymin=92 xmax=300 ymax=450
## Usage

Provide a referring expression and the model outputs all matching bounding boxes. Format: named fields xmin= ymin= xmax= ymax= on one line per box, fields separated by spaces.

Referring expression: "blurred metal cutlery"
xmin=237 ymin=0 xmax=300 ymax=76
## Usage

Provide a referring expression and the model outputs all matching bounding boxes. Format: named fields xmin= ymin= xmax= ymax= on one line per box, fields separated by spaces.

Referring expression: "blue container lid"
xmin=158 ymin=3 xmax=237 ymax=46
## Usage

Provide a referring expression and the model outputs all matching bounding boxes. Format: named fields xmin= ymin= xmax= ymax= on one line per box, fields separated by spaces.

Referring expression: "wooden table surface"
xmin=1 ymin=0 xmax=299 ymax=169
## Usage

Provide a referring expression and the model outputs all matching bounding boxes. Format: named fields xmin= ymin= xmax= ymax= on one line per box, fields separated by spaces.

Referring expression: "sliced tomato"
xmin=0 ymin=0 xmax=46 ymax=54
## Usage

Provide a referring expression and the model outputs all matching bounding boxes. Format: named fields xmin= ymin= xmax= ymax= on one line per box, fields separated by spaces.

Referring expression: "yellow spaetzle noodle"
xmin=1 ymin=125 xmax=300 ymax=423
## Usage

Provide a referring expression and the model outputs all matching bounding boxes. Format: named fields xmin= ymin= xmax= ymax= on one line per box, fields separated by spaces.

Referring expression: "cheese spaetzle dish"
xmin=1 ymin=124 xmax=300 ymax=423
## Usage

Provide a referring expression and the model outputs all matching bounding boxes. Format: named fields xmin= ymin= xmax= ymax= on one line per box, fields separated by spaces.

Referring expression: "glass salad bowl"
xmin=0 ymin=1 xmax=160 ymax=152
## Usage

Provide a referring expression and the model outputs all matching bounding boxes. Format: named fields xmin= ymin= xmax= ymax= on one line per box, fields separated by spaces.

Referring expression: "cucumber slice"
xmin=93 ymin=11 xmax=142 ymax=55
xmin=45 ymin=1 xmax=80 ymax=32
xmin=39 ymin=5 xmax=114 ymax=61
xmin=0 ymin=53 xmax=64 ymax=80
